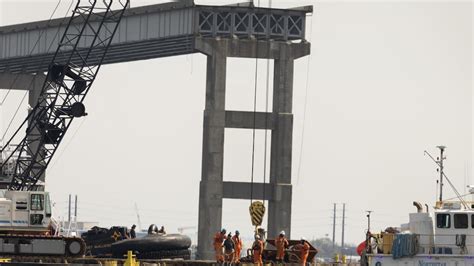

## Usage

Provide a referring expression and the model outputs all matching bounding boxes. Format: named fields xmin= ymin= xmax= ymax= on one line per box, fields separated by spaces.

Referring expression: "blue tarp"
xmin=391 ymin=234 xmax=418 ymax=259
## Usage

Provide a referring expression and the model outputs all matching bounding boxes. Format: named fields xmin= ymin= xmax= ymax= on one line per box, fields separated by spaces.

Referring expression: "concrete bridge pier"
xmin=195 ymin=37 xmax=310 ymax=260
xmin=0 ymin=72 xmax=46 ymax=187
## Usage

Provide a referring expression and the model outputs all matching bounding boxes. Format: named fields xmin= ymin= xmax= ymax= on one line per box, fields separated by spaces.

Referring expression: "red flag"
xmin=356 ymin=241 xmax=366 ymax=256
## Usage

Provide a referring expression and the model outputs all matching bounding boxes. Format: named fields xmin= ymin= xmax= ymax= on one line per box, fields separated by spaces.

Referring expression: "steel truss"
xmin=198 ymin=7 xmax=306 ymax=40
xmin=0 ymin=0 xmax=129 ymax=191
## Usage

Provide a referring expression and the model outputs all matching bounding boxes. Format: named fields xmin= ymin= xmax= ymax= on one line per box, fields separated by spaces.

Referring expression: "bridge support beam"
xmin=196 ymin=37 xmax=310 ymax=260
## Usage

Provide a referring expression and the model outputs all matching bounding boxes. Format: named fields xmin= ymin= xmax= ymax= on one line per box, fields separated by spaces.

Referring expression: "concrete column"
xmin=194 ymin=38 xmax=310 ymax=255
xmin=268 ymin=46 xmax=295 ymax=238
xmin=197 ymin=44 xmax=227 ymax=260
xmin=0 ymin=72 xmax=46 ymax=188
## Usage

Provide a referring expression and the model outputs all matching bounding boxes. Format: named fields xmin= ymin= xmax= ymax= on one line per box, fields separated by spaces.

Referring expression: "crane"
xmin=1 ymin=0 xmax=128 ymax=191
xmin=0 ymin=0 xmax=128 ymax=258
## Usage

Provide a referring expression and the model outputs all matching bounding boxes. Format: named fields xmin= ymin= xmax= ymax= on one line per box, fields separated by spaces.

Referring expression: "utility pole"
xmin=74 ymin=195 xmax=78 ymax=222
xmin=332 ymin=203 xmax=337 ymax=249
xmin=341 ymin=203 xmax=346 ymax=250
xmin=68 ymin=194 xmax=71 ymax=223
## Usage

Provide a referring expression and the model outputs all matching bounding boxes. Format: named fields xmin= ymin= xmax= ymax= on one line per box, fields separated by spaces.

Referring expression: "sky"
xmin=0 ymin=0 xmax=472 ymax=247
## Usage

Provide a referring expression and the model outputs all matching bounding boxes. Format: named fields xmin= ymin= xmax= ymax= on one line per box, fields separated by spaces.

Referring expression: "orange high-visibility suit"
xmin=299 ymin=241 xmax=310 ymax=265
xmin=252 ymin=239 xmax=264 ymax=266
xmin=232 ymin=235 xmax=243 ymax=262
xmin=213 ymin=232 xmax=226 ymax=262
xmin=275 ymin=235 xmax=289 ymax=261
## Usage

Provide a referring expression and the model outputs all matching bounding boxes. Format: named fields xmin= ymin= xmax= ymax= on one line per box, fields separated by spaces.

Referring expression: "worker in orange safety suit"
xmin=294 ymin=237 xmax=310 ymax=265
xmin=275 ymin=230 xmax=289 ymax=263
xmin=223 ymin=232 xmax=235 ymax=263
xmin=232 ymin=230 xmax=243 ymax=263
xmin=213 ymin=228 xmax=227 ymax=262
xmin=252 ymin=234 xmax=264 ymax=266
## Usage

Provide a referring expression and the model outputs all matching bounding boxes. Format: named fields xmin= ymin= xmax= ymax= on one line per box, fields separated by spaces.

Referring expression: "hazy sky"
xmin=0 ymin=0 xmax=472 ymax=247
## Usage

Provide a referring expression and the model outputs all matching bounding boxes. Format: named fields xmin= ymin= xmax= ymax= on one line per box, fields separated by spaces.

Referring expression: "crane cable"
xmin=249 ymin=0 xmax=262 ymax=204
xmin=262 ymin=0 xmax=272 ymax=209
xmin=48 ymin=117 xmax=86 ymax=171
xmin=296 ymin=13 xmax=314 ymax=185
xmin=0 ymin=0 xmax=75 ymax=144
xmin=249 ymin=1 xmax=274 ymax=230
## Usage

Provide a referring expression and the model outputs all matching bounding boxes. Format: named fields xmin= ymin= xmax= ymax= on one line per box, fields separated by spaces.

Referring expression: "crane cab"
xmin=0 ymin=190 xmax=52 ymax=233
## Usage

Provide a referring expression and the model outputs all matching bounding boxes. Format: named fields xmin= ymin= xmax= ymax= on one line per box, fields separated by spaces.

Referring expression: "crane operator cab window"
xmin=30 ymin=194 xmax=44 ymax=225
xmin=31 ymin=194 xmax=44 ymax=211
xmin=437 ymin=213 xmax=451 ymax=228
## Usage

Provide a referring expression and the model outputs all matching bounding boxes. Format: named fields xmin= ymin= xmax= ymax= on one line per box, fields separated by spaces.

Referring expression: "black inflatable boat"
xmin=111 ymin=233 xmax=192 ymax=259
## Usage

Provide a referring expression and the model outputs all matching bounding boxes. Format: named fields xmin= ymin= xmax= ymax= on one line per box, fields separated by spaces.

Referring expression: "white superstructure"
xmin=366 ymin=147 xmax=474 ymax=266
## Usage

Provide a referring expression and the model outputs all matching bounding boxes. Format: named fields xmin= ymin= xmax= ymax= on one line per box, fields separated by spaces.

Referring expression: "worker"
xmin=213 ymin=228 xmax=227 ymax=263
xmin=232 ymin=230 xmax=243 ymax=263
xmin=148 ymin=224 xmax=159 ymax=234
xmin=130 ymin=224 xmax=137 ymax=239
xmin=275 ymin=230 xmax=289 ymax=263
xmin=158 ymin=225 xmax=166 ymax=234
xmin=294 ymin=237 xmax=310 ymax=265
xmin=252 ymin=234 xmax=264 ymax=266
xmin=223 ymin=232 xmax=235 ymax=263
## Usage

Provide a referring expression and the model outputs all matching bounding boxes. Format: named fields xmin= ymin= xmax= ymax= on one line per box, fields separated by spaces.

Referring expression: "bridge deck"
xmin=0 ymin=0 xmax=311 ymax=74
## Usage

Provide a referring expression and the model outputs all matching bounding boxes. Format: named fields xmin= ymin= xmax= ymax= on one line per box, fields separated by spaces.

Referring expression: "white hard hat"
xmin=280 ymin=231 xmax=285 ymax=235
xmin=301 ymin=237 xmax=306 ymax=241
xmin=255 ymin=235 xmax=261 ymax=239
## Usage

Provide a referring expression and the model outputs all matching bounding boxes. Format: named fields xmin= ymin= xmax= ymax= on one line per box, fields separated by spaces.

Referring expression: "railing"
xmin=367 ymin=233 xmax=474 ymax=256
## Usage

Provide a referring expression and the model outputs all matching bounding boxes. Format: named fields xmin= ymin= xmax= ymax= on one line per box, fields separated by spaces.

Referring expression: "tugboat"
xmin=363 ymin=146 xmax=474 ymax=266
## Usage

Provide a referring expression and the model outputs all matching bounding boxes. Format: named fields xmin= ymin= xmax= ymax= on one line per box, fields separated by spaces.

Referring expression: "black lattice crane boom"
xmin=1 ymin=0 xmax=129 ymax=191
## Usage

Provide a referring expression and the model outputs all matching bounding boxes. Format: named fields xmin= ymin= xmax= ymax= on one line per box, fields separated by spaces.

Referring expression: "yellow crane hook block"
xmin=249 ymin=201 xmax=266 ymax=226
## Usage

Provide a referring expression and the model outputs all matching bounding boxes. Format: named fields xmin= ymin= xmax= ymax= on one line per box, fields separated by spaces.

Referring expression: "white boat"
xmin=365 ymin=146 xmax=474 ymax=266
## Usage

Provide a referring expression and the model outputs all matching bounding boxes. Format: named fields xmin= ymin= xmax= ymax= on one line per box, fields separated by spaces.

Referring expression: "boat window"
xmin=454 ymin=214 xmax=468 ymax=228
xmin=436 ymin=213 xmax=451 ymax=228
xmin=30 ymin=194 xmax=44 ymax=211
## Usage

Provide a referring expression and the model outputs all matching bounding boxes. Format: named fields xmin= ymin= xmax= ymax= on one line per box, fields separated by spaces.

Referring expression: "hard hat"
xmin=280 ymin=230 xmax=285 ymax=236
xmin=255 ymin=235 xmax=260 ymax=240
xmin=301 ymin=237 xmax=306 ymax=241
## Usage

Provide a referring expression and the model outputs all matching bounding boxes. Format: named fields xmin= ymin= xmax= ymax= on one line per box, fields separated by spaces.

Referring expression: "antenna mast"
xmin=437 ymin=146 xmax=446 ymax=202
